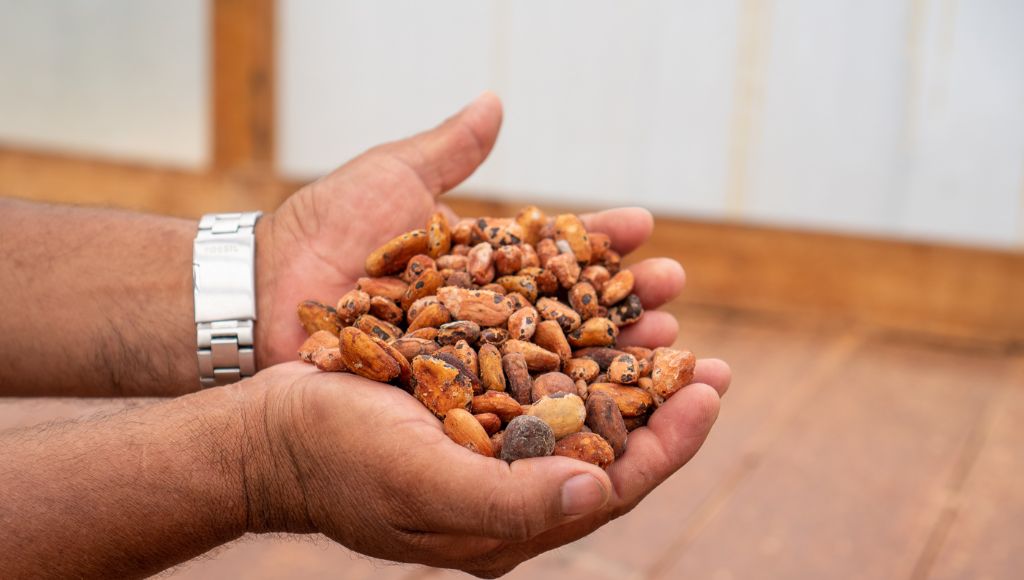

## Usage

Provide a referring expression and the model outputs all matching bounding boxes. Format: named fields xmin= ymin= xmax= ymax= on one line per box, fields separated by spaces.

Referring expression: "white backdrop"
xmin=0 ymin=0 xmax=208 ymax=167
xmin=279 ymin=0 xmax=1024 ymax=249
xmin=1 ymin=1 xmax=1021 ymax=249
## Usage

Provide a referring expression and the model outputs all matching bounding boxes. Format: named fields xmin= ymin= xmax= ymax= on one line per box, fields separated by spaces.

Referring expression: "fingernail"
xmin=561 ymin=474 xmax=608 ymax=516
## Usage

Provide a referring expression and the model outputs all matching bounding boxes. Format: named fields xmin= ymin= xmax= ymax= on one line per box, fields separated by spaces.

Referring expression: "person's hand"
xmin=254 ymin=92 xmax=499 ymax=366
xmin=253 ymin=92 xmax=689 ymax=367
xmin=244 ymin=357 xmax=730 ymax=577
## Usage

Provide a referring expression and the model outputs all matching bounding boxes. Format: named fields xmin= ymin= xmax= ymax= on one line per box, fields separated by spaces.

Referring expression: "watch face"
xmin=193 ymin=214 xmax=260 ymax=323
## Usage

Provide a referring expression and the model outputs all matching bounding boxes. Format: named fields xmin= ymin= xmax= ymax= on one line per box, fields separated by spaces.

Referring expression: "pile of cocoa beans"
xmin=296 ymin=206 xmax=695 ymax=469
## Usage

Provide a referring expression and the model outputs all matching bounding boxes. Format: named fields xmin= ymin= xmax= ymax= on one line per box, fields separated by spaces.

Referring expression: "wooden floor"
xmin=2 ymin=148 xmax=1022 ymax=578
xmin=2 ymin=304 xmax=1019 ymax=580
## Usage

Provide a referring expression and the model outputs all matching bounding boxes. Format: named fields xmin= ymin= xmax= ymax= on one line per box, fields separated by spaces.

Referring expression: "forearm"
xmin=0 ymin=382 xmax=259 ymax=578
xmin=0 ymin=199 xmax=199 ymax=396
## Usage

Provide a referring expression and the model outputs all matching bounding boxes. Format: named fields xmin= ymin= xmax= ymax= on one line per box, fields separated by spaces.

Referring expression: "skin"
xmin=0 ymin=92 xmax=731 ymax=578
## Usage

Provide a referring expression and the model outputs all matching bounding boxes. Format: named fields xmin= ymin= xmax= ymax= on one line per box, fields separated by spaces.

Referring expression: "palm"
xmin=272 ymin=345 xmax=730 ymax=575
xmin=259 ymin=156 xmax=443 ymax=365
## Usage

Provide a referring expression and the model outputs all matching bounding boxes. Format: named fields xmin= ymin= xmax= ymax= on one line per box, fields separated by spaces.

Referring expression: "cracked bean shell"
xmin=651 ymin=348 xmax=697 ymax=400
xmin=554 ymin=432 xmax=615 ymax=468
xmin=412 ymin=355 xmax=473 ymax=418
xmin=338 ymin=327 xmax=401 ymax=382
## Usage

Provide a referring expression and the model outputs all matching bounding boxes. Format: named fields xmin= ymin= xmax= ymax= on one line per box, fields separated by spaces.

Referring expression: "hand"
xmin=254 ymin=92 xmax=501 ymax=366
xmin=253 ymin=91 xmax=690 ymax=367
xmin=245 ymin=357 xmax=730 ymax=577
xmin=245 ymin=92 xmax=732 ymax=575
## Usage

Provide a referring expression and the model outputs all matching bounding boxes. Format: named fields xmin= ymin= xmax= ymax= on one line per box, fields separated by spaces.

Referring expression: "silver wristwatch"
xmin=193 ymin=212 xmax=262 ymax=388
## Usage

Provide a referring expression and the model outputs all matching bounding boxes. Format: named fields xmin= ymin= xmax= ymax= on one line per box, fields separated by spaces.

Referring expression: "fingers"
xmin=627 ymin=258 xmax=686 ymax=309
xmin=459 ymin=380 xmax=726 ymax=572
xmin=580 ymin=207 xmax=654 ymax=255
xmin=694 ymin=358 xmax=732 ymax=397
xmin=607 ymin=382 xmax=720 ymax=505
xmin=421 ymin=452 xmax=613 ymax=542
xmin=617 ymin=310 xmax=679 ymax=348
xmin=380 ymin=91 xmax=503 ymax=196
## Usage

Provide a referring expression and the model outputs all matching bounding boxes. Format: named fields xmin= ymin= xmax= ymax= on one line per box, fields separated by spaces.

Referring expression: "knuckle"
xmin=484 ymin=488 xmax=542 ymax=541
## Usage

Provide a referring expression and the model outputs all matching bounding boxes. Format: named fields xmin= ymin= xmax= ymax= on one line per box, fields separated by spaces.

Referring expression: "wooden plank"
xmin=483 ymin=315 xmax=863 ymax=580
xmin=922 ymin=358 xmax=1024 ymax=580
xmin=211 ymin=0 xmax=275 ymax=172
xmin=0 ymin=147 xmax=287 ymax=218
xmin=650 ymin=336 xmax=1013 ymax=580
xmin=165 ymin=536 xmax=417 ymax=580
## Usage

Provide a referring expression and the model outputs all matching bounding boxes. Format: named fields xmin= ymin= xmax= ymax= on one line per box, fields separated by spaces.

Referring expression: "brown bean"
xmin=297 ymin=300 xmax=342 ymax=336
xmin=401 ymin=254 xmax=437 ymax=283
xmin=401 ymin=269 xmax=445 ymax=311
xmin=564 ymin=357 xmax=600 ymax=383
xmin=533 ymin=320 xmax=572 ymax=364
xmin=554 ymin=432 xmax=614 ymax=468
xmin=507 ymin=306 xmax=539 ymax=341
xmin=501 ymin=352 xmax=532 ymax=405
xmin=357 ymin=276 xmax=408 ymax=301
xmin=478 ymin=343 xmax=506 ymax=392
xmin=502 ymin=340 xmax=561 ymax=373
xmin=369 ymin=296 xmax=404 ymax=326
xmin=354 ymin=313 xmax=404 ymax=342
xmin=365 ymin=229 xmax=430 ymax=277
xmin=335 ymin=289 xmax=371 ymax=326
xmin=426 ymin=212 xmax=452 ymax=258
xmin=588 ymin=383 xmax=654 ymax=417
xmin=566 ymin=317 xmax=618 ymax=348
xmin=568 ymin=282 xmax=601 ymax=320
xmin=531 ymin=372 xmax=577 ymax=402
xmin=585 ymin=391 xmax=627 ymax=458
xmin=536 ymin=297 xmax=582 ymax=333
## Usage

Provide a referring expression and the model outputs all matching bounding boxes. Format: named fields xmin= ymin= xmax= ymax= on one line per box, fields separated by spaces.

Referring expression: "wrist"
xmin=254 ymin=213 xmax=281 ymax=370
xmin=232 ymin=367 xmax=317 ymax=534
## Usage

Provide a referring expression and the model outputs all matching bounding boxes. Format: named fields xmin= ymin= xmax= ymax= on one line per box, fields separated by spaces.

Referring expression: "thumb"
xmin=422 ymin=452 xmax=613 ymax=542
xmin=375 ymin=91 xmax=503 ymax=197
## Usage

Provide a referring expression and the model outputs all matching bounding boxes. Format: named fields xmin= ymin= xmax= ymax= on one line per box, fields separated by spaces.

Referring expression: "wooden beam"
xmin=211 ymin=0 xmax=275 ymax=173
xmin=439 ymin=198 xmax=1024 ymax=349
xmin=0 ymin=147 xmax=289 ymax=218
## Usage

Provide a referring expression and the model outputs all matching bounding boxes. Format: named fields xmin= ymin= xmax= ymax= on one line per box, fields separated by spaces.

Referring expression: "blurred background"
xmin=1 ymin=1 xmax=1021 ymax=579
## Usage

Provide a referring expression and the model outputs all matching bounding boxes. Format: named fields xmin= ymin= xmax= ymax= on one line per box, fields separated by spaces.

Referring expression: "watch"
xmin=192 ymin=211 xmax=262 ymax=387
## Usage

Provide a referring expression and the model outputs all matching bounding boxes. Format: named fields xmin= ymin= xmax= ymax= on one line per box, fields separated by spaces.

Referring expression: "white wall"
xmin=0 ymin=1 xmax=1020 ymax=248
xmin=0 ymin=0 xmax=208 ymax=168
xmin=278 ymin=0 xmax=1024 ymax=249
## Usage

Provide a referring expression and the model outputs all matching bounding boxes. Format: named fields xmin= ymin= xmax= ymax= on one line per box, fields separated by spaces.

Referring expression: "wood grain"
xmin=652 ymin=336 xmax=1014 ymax=580
xmin=212 ymin=0 xmax=275 ymax=173
xmin=922 ymin=359 xmax=1024 ymax=580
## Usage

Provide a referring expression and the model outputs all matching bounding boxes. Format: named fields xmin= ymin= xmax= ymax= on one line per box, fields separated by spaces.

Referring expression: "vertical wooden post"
xmin=211 ymin=0 xmax=275 ymax=173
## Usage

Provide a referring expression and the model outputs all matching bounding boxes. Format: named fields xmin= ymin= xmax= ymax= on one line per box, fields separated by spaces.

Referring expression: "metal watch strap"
xmin=193 ymin=212 xmax=261 ymax=388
